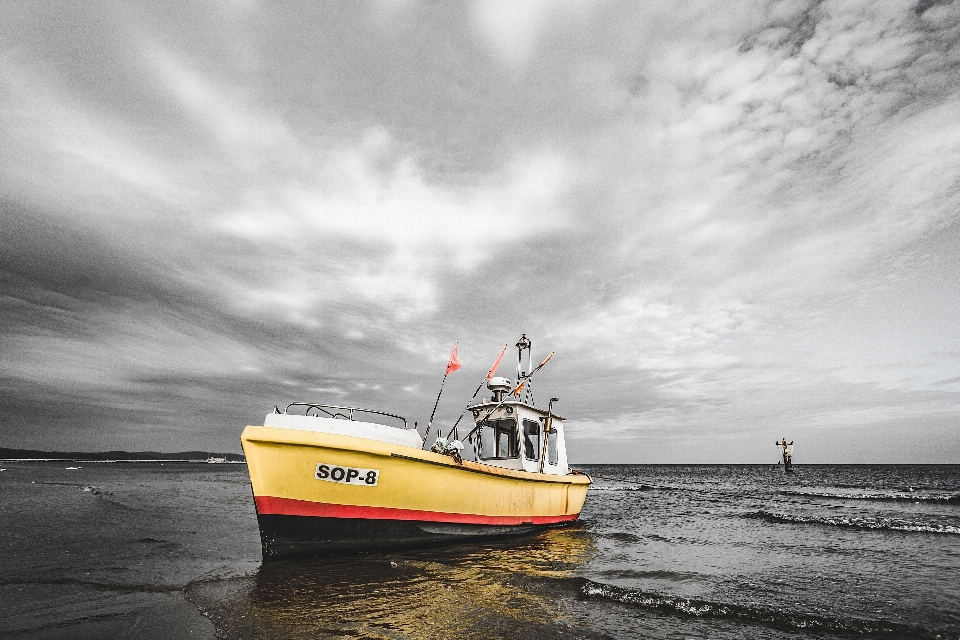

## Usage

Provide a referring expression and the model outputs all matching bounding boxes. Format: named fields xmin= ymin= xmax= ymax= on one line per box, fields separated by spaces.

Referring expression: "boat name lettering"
xmin=315 ymin=463 xmax=379 ymax=486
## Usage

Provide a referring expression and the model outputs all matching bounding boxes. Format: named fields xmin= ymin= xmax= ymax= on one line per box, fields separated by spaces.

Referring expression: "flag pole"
xmin=422 ymin=372 xmax=448 ymax=448
xmin=423 ymin=342 xmax=460 ymax=449
xmin=446 ymin=378 xmax=486 ymax=440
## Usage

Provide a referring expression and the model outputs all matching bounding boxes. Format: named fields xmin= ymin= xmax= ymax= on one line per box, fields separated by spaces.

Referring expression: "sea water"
xmin=1 ymin=462 xmax=957 ymax=639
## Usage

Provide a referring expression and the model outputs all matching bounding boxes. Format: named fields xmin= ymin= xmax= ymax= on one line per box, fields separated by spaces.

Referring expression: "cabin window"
xmin=478 ymin=419 xmax=518 ymax=460
xmin=546 ymin=427 xmax=559 ymax=465
xmin=522 ymin=419 xmax=540 ymax=460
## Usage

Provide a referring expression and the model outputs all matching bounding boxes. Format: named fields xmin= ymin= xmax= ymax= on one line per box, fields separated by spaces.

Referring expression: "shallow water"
xmin=1 ymin=462 xmax=957 ymax=639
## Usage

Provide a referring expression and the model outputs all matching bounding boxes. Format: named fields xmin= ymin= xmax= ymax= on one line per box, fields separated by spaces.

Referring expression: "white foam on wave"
xmin=782 ymin=489 xmax=959 ymax=503
xmin=577 ymin=578 xmax=938 ymax=637
xmin=752 ymin=510 xmax=960 ymax=534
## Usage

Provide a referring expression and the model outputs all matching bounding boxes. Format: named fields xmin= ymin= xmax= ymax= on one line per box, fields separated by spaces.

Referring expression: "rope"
xmin=445 ymin=377 xmax=488 ymax=440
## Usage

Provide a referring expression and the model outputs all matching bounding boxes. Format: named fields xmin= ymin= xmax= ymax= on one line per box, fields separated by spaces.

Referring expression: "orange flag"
xmin=533 ymin=352 xmax=553 ymax=373
xmin=445 ymin=342 xmax=461 ymax=375
xmin=512 ymin=380 xmax=525 ymax=396
xmin=487 ymin=344 xmax=508 ymax=379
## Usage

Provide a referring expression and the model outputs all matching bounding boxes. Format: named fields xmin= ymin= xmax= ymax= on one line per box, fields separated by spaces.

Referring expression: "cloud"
xmin=217 ymin=134 xmax=568 ymax=256
xmin=471 ymin=0 xmax=573 ymax=70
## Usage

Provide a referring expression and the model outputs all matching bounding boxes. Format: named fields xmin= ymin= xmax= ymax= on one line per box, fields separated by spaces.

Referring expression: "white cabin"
xmin=462 ymin=377 xmax=570 ymax=475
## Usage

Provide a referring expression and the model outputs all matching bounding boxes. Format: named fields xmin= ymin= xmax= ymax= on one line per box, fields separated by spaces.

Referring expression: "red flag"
xmin=445 ymin=342 xmax=461 ymax=375
xmin=486 ymin=344 xmax=508 ymax=379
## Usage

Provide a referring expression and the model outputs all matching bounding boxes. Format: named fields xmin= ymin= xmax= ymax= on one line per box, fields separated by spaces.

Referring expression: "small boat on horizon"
xmin=241 ymin=336 xmax=591 ymax=559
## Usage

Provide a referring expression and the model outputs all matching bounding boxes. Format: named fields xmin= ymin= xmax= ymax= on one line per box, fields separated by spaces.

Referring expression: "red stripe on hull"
xmin=254 ymin=496 xmax=580 ymax=526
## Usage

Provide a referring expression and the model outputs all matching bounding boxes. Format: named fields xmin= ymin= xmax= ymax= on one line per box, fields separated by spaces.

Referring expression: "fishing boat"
xmin=241 ymin=336 xmax=591 ymax=559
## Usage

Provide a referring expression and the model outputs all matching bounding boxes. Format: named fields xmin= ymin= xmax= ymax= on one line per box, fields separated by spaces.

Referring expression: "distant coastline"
xmin=0 ymin=447 xmax=245 ymax=463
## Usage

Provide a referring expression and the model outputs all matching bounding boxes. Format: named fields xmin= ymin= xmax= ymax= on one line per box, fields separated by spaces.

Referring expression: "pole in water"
xmin=776 ymin=437 xmax=794 ymax=472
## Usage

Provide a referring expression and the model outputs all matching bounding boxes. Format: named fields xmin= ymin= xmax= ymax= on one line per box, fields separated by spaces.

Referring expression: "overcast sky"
xmin=2 ymin=0 xmax=959 ymax=462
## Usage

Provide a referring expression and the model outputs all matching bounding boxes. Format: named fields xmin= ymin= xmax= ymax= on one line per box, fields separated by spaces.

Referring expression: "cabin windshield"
xmin=478 ymin=418 xmax=519 ymax=460
xmin=522 ymin=419 xmax=540 ymax=460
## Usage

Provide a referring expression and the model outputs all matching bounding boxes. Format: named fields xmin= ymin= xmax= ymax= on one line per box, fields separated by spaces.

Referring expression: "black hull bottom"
xmin=257 ymin=514 xmax=547 ymax=560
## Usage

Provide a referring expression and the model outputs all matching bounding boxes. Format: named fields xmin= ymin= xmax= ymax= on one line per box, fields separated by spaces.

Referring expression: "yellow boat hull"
xmin=241 ymin=425 xmax=591 ymax=558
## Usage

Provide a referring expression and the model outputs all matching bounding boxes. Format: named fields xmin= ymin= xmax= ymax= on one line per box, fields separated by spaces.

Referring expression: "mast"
xmin=516 ymin=334 xmax=533 ymax=405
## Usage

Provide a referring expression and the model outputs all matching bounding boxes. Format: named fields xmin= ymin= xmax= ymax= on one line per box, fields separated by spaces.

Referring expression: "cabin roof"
xmin=467 ymin=399 xmax=566 ymax=421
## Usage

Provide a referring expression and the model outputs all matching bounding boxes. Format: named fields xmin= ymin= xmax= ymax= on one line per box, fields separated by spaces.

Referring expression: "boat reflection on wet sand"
xmin=186 ymin=526 xmax=597 ymax=640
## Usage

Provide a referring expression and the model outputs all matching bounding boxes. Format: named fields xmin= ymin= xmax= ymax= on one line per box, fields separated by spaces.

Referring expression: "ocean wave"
xmin=747 ymin=510 xmax=960 ymax=534
xmin=578 ymin=578 xmax=941 ymax=638
xmin=31 ymin=481 xmax=113 ymax=495
xmin=599 ymin=531 xmax=682 ymax=545
xmin=593 ymin=568 xmax=701 ymax=582
xmin=602 ymin=531 xmax=645 ymax=543
xmin=590 ymin=484 xmax=658 ymax=492
xmin=81 ymin=485 xmax=113 ymax=496
xmin=0 ymin=576 xmax=176 ymax=592
xmin=781 ymin=489 xmax=960 ymax=503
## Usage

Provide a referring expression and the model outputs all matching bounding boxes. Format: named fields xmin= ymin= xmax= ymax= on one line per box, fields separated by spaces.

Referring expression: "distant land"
xmin=0 ymin=448 xmax=245 ymax=462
